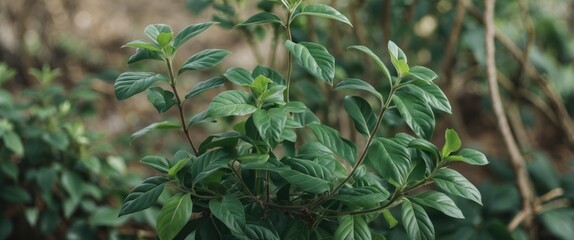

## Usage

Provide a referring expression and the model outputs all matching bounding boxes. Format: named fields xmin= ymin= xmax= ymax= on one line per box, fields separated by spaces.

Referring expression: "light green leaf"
xmin=209 ymin=195 xmax=246 ymax=238
xmin=294 ymin=4 xmax=352 ymax=27
xmin=141 ymin=156 xmax=171 ymax=174
xmin=185 ymin=77 xmax=225 ymax=99
xmin=457 ymin=149 xmax=489 ymax=165
xmin=336 ymin=78 xmax=383 ymax=101
xmin=173 ymin=22 xmax=217 ymax=48
xmin=402 ymin=199 xmax=434 ymax=240
xmin=253 ymin=108 xmax=287 ymax=146
xmin=408 ymin=80 xmax=452 ymax=113
xmin=334 ymin=216 xmax=371 ymax=240
xmin=348 ymin=45 xmax=392 ymax=82
xmin=128 ymin=48 xmax=163 ymax=64
xmin=130 ymin=121 xmax=180 ymax=142
xmin=285 ymin=40 xmax=335 ymax=85
xmin=144 ymin=24 xmax=173 ymax=42
xmin=252 ymin=74 xmax=272 ymax=96
xmin=146 ymin=87 xmax=176 ymax=113
xmin=122 ymin=40 xmax=161 ymax=52
xmin=408 ymin=66 xmax=437 ymax=82
xmin=178 ymin=49 xmax=230 ymax=74
xmin=344 ymin=96 xmax=377 ymax=137
xmin=383 ymin=209 xmax=398 ymax=228
xmin=434 ymin=168 xmax=482 ymax=205
xmin=283 ymin=101 xmax=308 ymax=113
xmin=441 ymin=128 xmax=461 ymax=158
xmin=157 ymin=193 xmax=192 ymax=240
xmin=259 ymin=85 xmax=286 ymax=105
xmin=238 ymin=12 xmax=283 ymax=26
xmin=392 ymin=92 xmax=435 ymax=140
xmin=308 ymin=123 xmax=356 ymax=164
xmin=115 ymin=72 xmax=167 ymax=100
xmin=168 ymin=157 xmax=192 ymax=177
xmin=410 ymin=190 xmax=464 ymax=219
xmin=119 ymin=176 xmax=168 ymax=216
xmin=207 ymin=90 xmax=257 ymax=117
xmin=3 ymin=131 xmax=23 ymax=156
xmin=365 ymin=137 xmax=411 ymax=186
xmin=388 ymin=41 xmax=409 ymax=76
xmin=223 ymin=67 xmax=254 ymax=86
xmin=156 ymin=32 xmax=173 ymax=48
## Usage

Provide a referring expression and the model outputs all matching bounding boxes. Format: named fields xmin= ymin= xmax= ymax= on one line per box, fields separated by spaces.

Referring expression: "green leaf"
xmin=0 ymin=186 xmax=31 ymax=203
xmin=61 ymin=172 xmax=84 ymax=200
xmin=223 ymin=67 xmax=254 ymax=86
xmin=408 ymin=66 xmax=437 ymax=82
xmin=308 ymin=123 xmax=356 ymax=164
xmin=336 ymin=78 xmax=383 ymax=101
xmin=253 ymin=108 xmax=287 ymax=146
xmin=334 ymin=216 xmax=371 ymax=240
xmin=410 ymin=190 xmax=464 ymax=219
xmin=434 ymin=168 xmax=482 ymax=205
xmin=173 ymin=22 xmax=217 ymax=48
xmin=408 ymin=138 xmax=440 ymax=162
xmin=344 ymin=96 xmax=377 ymax=137
xmin=128 ymin=48 xmax=163 ymax=64
xmin=191 ymin=150 xmax=232 ymax=184
xmin=157 ymin=193 xmax=192 ymax=240
xmin=441 ymin=128 xmax=461 ymax=158
xmin=401 ymin=199 xmax=434 ymax=240
xmin=392 ymin=92 xmax=435 ymax=140
xmin=383 ymin=209 xmax=398 ymax=228
xmin=408 ymin=80 xmax=452 ymax=113
xmin=209 ymin=195 xmax=246 ymax=238
xmin=238 ymin=12 xmax=283 ymax=26
xmin=185 ymin=77 xmax=225 ymax=99
xmin=0 ymin=162 xmax=18 ymax=181
xmin=539 ymin=208 xmax=574 ymax=240
xmin=207 ymin=90 xmax=257 ymax=117
xmin=156 ymin=32 xmax=173 ymax=48
xmin=252 ymin=74 xmax=272 ymax=96
xmin=146 ymin=87 xmax=176 ymax=113
xmin=3 ymin=131 xmax=23 ymax=155
xmin=456 ymin=149 xmax=488 ymax=165
xmin=277 ymin=167 xmax=331 ymax=194
xmin=178 ymin=49 xmax=230 ymax=74
xmin=188 ymin=109 xmax=214 ymax=127
xmin=294 ymin=4 xmax=352 ymax=27
xmin=168 ymin=157 xmax=192 ymax=177
xmin=285 ymin=40 xmax=335 ymax=85
xmin=348 ymin=45 xmax=392 ymax=82
xmin=122 ymin=40 xmax=161 ymax=52
xmin=252 ymin=65 xmax=285 ymax=85
xmin=119 ymin=176 xmax=168 ymax=216
xmin=388 ymin=41 xmax=409 ymax=76
xmin=115 ymin=72 xmax=167 ymax=100
xmin=259 ymin=85 xmax=286 ymax=105
xmin=91 ymin=207 xmax=129 ymax=227
xmin=285 ymin=157 xmax=333 ymax=181
xmin=237 ymin=153 xmax=269 ymax=164
xmin=130 ymin=121 xmax=180 ymax=142
xmin=245 ymin=224 xmax=280 ymax=240
xmin=334 ymin=186 xmax=390 ymax=207
xmin=144 ymin=24 xmax=173 ymax=42
xmin=365 ymin=138 xmax=411 ymax=186
xmin=141 ymin=156 xmax=171 ymax=174
xmin=284 ymin=101 xmax=308 ymax=113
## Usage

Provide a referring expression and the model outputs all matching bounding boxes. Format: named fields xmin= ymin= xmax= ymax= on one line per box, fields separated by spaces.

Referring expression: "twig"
xmin=484 ymin=0 xmax=535 ymax=235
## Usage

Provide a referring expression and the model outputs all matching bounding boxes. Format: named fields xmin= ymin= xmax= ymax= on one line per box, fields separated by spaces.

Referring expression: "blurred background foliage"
xmin=1 ymin=0 xmax=574 ymax=239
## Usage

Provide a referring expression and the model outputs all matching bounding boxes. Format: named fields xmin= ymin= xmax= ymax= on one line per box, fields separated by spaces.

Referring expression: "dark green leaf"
xmin=178 ymin=49 xmax=230 ymax=74
xmin=434 ymin=168 xmax=482 ymax=205
xmin=62 ymin=172 xmax=85 ymax=201
xmin=456 ymin=149 xmax=488 ymax=165
xmin=146 ymin=87 xmax=176 ymax=113
xmin=365 ymin=137 xmax=411 ymax=186
xmin=441 ymin=128 xmax=461 ymax=158
xmin=334 ymin=185 xmax=390 ymax=207
xmin=130 ymin=121 xmax=180 ymax=142
xmin=344 ymin=96 xmax=377 ymax=137
xmin=207 ymin=90 xmax=257 ymax=117
xmin=245 ymin=224 xmax=280 ymax=240
xmin=115 ymin=72 xmax=167 ymax=100
xmin=223 ymin=67 xmax=254 ymax=86
xmin=0 ymin=186 xmax=31 ymax=203
xmin=410 ymin=190 xmax=464 ymax=219
xmin=285 ymin=40 xmax=335 ymax=85
xmin=402 ymin=199 xmax=434 ymax=240
xmin=308 ymin=123 xmax=356 ymax=164
xmin=253 ymin=108 xmax=287 ymax=146
xmin=209 ymin=195 xmax=246 ymax=238
xmin=283 ymin=101 xmax=308 ymax=113
xmin=408 ymin=80 xmax=451 ymax=113
xmin=285 ymin=157 xmax=332 ymax=181
xmin=3 ymin=131 xmax=23 ymax=155
xmin=336 ymin=78 xmax=383 ymax=102
xmin=119 ymin=176 xmax=168 ymax=216
xmin=252 ymin=65 xmax=285 ymax=85
xmin=252 ymin=74 xmax=272 ymax=96
xmin=141 ymin=156 xmax=171 ymax=174
xmin=392 ymin=92 xmax=435 ymax=140
xmin=185 ymin=77 xmax=225 ymax=99
xmin=174 ymin=22 xmax=217 ymax=48
xmin=334 ymin=216 xmax=371 ymax=240
xmin=348 ymin=45 xmax=392 ymax=82
xmin=0 ymin=162 xmax=18 ymax=181
xmin=144 ymin=24 xmax=173 ymax=42
xmin=408 ymin=138 xmax=440 ymax=162
xmin=277 ymin=167 xmax=331 ymax=194
xmin=294 ymin=4 xmax=352 ymax=27
xmin=539 ymin=208 xmax=574 ymax=240
xmin=408 ymin=66 xmax=437 ymax=82
xmin=191 ymin=150 xmax=232 ymax=184
xmin=238 ymin=12 xmax=283 ymax=26
xmin=157 ymin=193 xmax=192 ymax=240
xmin=188 ymin=109 xmax=214 ymax=127
xmin=128 ymin=48 xmax=163 ymax=64
xmin=122 ymin=40 xmax=161 ymax=52
xmin=388 ymin=41 xmax=409 ymax=76
xmin=294 ymin=109 xmax=320 ymax=126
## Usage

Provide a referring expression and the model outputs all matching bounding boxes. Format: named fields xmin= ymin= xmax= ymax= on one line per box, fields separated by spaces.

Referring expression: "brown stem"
xmin=484 ymin=0 xmax=535 ymax=235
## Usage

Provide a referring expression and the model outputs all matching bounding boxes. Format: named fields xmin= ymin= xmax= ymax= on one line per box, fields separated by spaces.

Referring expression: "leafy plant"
xmin=115 ymin=1 xmax=488 ymax=239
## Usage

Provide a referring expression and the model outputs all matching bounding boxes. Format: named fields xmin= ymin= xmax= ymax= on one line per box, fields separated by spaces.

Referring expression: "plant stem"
xmin=285 ymin=11 xmax=294 ymax=103
xmin=166 ymin=59 xmax=198 ymax=155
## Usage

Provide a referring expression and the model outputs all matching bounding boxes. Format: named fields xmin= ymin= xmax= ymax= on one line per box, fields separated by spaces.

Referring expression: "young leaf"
xmin=157 ymin=193 xmax=192 ymax=240
xmin=336 ymin=78 xmax=383 ymax=102
xmin=348 ymin=45 xmax=392 ymax=82
xmin=334 ymin=216 xmax=371 ymax=240
xmin=168 ymin=157 xmax=192 ymax=177
xmin=209 ymin=195 xmax=246 ymax=238
xmin=402 ymin=199 xmax=435 ymax=240
xmin=434 ymin=168 xmax=482 ymax=205
xmin=252 ymin=74 xmax=272 ymax=96
xmin=130 ymin=121 xmax=180 ymax=142
xmin=185 ymin=77 xmax=225 ymax=99
xmin=308 ymin=123 xmax=356 ymax=164
xmin=119 ymin=176 xmax=168 ymax=216
xmin=144 ymin=24 xmax=173 ymax=42
xmin=156 ymin=32 xmax=173 ymax=48
xmin=365 ymin=138 xmax=410 ymax=186
xmin=456 ymin=149 xmax=489 ymax=165
xmin=392 ymin=92 xmax=435 ymax=140
xmin=285 ymin=40 xmax=335 ymax=85
xmin=238 ymin=12 xmax=283 ymax=27
xmin=223 ymin=67 xmax=254 ymax=86
xmin=173 ymin=22 xmax=217 ymax=48
xmin=115 ymin=72 xmax=167 ymax=100
xmin=410 ymin=190 xmax=464 ymax=219
xmin=207 ymin=90 xmax=257 ymax=117
xmin=140 ymin=156 xmax=171 ymax=174
xmin=344 ymin=96 xmax=377 ymax=137
xmin=122 ymin=40 xmax=162 ymax=53
xmin=294 ymin=4 xmax=353 ymax=27
xmin=441 ymin=128 xmax=461 ymax=158
xmin=252 ymin=65 xmax=286 ymax=85
xmin=408 ymin=66 xmax=437 ymax=82
xmin=128 ymin=48 xmax=163 ymax=64
xmin=388 ymin=41 xmax=409 ymax=76
xmin=253 ymin=108 xmax=287 ymax=146
xmin=146 ymin=87 xmax=176 ymax=113
xmin=408 ymin=80 xmax=452 ymax=114
xmin=178 ymin=49 xmax=230 ymax=74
